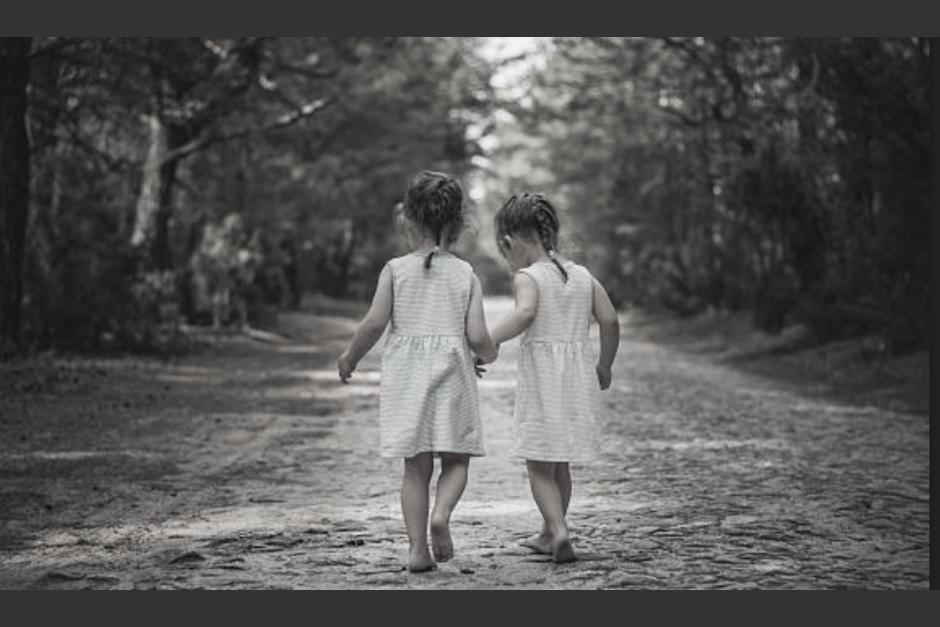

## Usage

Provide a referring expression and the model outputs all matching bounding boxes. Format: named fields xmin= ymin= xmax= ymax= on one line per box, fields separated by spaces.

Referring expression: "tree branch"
xmin=161 ymin=96 xmax=333 ymax=165
xmin=274 ymin=59 xmax=340 ymax=81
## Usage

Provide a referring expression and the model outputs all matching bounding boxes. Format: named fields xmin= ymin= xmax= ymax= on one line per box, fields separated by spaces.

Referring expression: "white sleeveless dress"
xmin=379 ymin=253 xmax=484 ymax=458
xmin=513 ymin=260 xmax=599 ymax=463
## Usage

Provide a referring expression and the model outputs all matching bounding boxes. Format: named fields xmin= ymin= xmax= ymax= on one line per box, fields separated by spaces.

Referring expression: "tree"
xmin=122 ymin=38 xmax=336 ymax=270
xmin=8 ymin=37 xmax=496 ymax=351
xmin=0 ymin=37 xmax=31 ymax=355
xmin=505 ymin=37 xmax=929 ymax=348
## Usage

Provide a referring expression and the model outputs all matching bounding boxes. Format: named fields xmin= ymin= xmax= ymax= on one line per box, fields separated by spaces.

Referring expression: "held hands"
xmin=595 ymin=363 xmax=612 ymax=391
xmin=337 ymin=352 xmax=356 ymax=384
xmin=473 ymin=343 xmax=500 ymax=378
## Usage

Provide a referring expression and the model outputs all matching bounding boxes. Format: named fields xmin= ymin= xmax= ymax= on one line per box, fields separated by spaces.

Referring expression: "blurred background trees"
xmin=2 ymin=37 xmax=494 ymax=352
xmin=0 ymin=37 xmax=929 ymax=356
xmin=485 ymin=37 xmax=929 ymax=352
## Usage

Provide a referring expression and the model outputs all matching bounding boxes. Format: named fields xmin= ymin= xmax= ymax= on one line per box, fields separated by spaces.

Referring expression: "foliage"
xmin=506 ymin=37 xmax=929 ymax=351
xmin=2 ymin=37 xmax=928 ymax=355
xmin=12 ymin=37 xmax=495 ymax=352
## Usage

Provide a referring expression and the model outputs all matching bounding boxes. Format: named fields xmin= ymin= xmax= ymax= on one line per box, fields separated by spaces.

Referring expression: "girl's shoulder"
xmin=443 ymin=252 xmax=473 ymax=271
xmin=387 ymin=252 xmax=419 ymax=266
xmin=446 ymin=255 xmax=475 ymax=285
xmin=519 ymin=259 xmax=593 ymax=284
xmin=387 ymin=252 xmax=473 ymax=277
xmin=518 ymin=260 xmax=550 ymax=276
xmin=566 ymin=261 xmax=595 ymax=283
xmin=385 ymin=254 xmax=410 ymax=276
xmin=430 ymin=252 xmax=473 ymax=275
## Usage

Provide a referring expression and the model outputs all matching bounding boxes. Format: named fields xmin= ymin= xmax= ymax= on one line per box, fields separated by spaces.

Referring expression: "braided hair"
xmin=403 ymin=171 xmax=465 ymax=269
xmin=494 ymin=193 xmax=568 ymax=282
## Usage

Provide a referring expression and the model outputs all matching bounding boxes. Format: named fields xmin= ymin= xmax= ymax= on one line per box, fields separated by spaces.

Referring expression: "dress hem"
xmin=380 ymin=448 xmax=485 ymax=459
xmin=510 ymin=450 xmax=598 ymax=463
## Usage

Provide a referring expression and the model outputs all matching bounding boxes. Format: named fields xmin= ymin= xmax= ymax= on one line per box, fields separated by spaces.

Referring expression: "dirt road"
xmin=0 ymin=298 xmax=929 ymax=589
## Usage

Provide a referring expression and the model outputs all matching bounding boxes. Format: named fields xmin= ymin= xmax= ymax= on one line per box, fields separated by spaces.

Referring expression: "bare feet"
xmin=521 ymin=531 xmax=554 ymax=555
xmin=552 ymin=534 xmax=577 ymax=564
xmin=430 ymin=516 xmax=454 ymax=562
xmin=408 ymin=545 xmax=436 ymax=573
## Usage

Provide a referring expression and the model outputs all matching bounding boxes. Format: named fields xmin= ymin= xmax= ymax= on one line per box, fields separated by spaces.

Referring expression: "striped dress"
xmin=378 ymin=252 xmax=484 ymax=459
xmin=513 ymin=260 xmax=599 ymax=463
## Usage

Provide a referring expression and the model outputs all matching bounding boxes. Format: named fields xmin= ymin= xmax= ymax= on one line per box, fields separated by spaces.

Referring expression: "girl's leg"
xmin=525 ymin=460 xmax=577 ymax=563
xmin=430 ymin=452 xmax=470 ymax=562
xmin=522 ymin=462 xmax=573 ymax=555
xmin=556 ymin=462 xmax=572 ymax=516
xmin=401 ymin=452 xmax=435 ymax=572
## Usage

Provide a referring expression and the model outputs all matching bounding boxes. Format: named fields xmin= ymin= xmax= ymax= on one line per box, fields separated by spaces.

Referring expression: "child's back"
xmin=336 ymin=170 xmax=496 ymax=573
xmin=380 ymin=252 xmax=483 ymax=459
xmin=520 ymin=260 xmax=593 ymax=342
xmin=489 ymin=191 xmax=620 ymax=564
xmin=514 ymin=259 xmax=598 ymax=462
xmin=387 ymin=253 xmax=473 ymax=336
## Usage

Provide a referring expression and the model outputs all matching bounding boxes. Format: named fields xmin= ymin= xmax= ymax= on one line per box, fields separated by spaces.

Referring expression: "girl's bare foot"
xmin=430 ymin=516 xmax=454 ymax=562
xmin=408 ymin=545 xmax=436 ymax=573
xmin=521 ymin=531 xmax=553 ymax=555
xmin=552 ymin=534 xmax=577 ymax=564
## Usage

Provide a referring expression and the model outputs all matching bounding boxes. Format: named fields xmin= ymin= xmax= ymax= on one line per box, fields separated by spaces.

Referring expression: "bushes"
xmin=22 ymin=204 xmax=290 ymax=351
xmin=23 ymin=204 xmax=168 ymax=351
xmin=527 ymin=37 xmax=928 ymax=353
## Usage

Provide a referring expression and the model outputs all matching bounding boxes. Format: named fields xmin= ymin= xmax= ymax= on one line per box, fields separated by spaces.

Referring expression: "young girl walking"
xmin=488 ymin=192 xmax=620 ymax=563
xmin=337 ymin=171 xmax=498 ymax=573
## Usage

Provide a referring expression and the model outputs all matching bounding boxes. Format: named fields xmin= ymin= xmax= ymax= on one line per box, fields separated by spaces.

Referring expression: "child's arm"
xmin=337 ymin=264 xmax=393 ymax=383
xmin=592 ymin=276 xmax=620 ymax=390
xmin=489 ymin=272 xmax=539 ymax=346
xmin=466 ymin=274 xmax=498 ymax=364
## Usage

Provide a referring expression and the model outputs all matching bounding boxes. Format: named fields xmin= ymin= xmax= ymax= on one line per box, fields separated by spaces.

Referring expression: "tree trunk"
xmin=26 ymin=49 xmax=65 ymax=284
xmin=0 ymin=37 xmax=32 ymax=355
xmin=131 ymin=115 xmax=167 ymax=255
xmin=151 ymin=155 xmax=180 ymax=271
xmin=131 ymin=115 xmax=183 ymax=270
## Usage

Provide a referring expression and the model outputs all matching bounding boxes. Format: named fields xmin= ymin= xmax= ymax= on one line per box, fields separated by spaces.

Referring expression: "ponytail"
xmin=424 ymin=238 xmax=440 ymax=269
xmin=547 ymin=249 xmax=568 ymax=282
xmin=533 ymin=201 xmax=567 ymax=282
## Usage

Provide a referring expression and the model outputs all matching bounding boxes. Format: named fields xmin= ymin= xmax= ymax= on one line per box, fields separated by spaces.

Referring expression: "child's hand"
xmin=595 ymin=363 xmax=612 ymax=390
xmin=337 ymin=352 xmax=356 ymax=384
xmin=472 ymin=342 xmax=499 ymax=377
xmin=473 ymin=343 xmax=500 ymax=377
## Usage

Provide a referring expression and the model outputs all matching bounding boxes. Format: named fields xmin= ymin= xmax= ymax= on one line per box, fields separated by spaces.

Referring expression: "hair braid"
xmin=494 ymin=192 xmax=567 ymax=282
xmin=424 ymin=226 xmax=441 ymax=269
xmin=532 ymin=197 xmax=567 ymax=282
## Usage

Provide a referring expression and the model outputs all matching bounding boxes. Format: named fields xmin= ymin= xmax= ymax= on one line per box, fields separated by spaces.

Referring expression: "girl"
xmin=336 ymin=171 xmax=498 ymax=573
xmin=488 ymin=193 xmax=620 ymax=563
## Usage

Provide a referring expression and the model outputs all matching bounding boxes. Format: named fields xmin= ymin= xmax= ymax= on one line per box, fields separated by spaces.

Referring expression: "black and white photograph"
xmin=0 ymin=36 xmax=931 ymax=589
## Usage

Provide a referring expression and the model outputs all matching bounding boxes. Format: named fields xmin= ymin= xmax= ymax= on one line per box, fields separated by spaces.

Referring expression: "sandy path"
xmin=0 ymin=298 xmax=928 ymax=589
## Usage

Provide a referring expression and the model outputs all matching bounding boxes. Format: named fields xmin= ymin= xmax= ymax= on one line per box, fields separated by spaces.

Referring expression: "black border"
xmin=0 ymin=2 xmax=934 ymax=600
xmin=930 ymin=38 xmax=939 ymax=592
xmin=1 ymin=1 xmax=940 ymax=36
